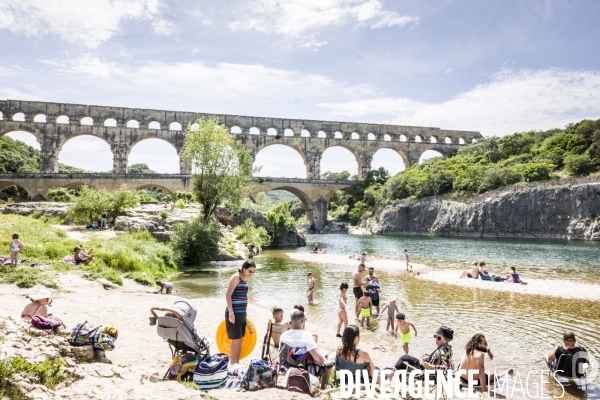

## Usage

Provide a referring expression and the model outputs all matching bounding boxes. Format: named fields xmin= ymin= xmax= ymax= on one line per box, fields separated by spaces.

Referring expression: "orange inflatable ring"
xmin=216 ymin=318 xmax=257 ymax=360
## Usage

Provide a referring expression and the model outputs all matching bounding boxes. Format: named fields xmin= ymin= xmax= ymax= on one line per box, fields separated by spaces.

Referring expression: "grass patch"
xmin=0 ymin=355 xmax=75 ymax=396
xmin=0 ymin=214 xmax=178 ymax=289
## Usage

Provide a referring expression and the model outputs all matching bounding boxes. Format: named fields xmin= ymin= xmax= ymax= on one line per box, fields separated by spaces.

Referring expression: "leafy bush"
xmin=67 ymin=185 xmax=139 ymax=223
xmin=159 ymin=209 xmax=169 ymax=219
xmin=564 ymin=154 xmax=596 ymax=176
xmin=175 ymin=191 xmax=194 ymax=202
xmin=523 ymin=163 xmax=554 ymax=182
xmin=47 ymin=188 xmax=74 ymax=202
xmin=266 ymin=202 xmax=299 ymax=244
xmin=0 ymin=356 xmax=71 ymax=393
xmin=233 ymin=219 xmax=271 ymax=248
xmin=175 ymin=199 xmax=186 ymax=209
xmin=349 ymin=201 xmax=369 ymax=225
xmin=171 ymin=217 xmax=220 ymax=265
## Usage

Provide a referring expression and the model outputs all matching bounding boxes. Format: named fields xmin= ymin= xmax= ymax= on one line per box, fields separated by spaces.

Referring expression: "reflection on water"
xmin=174 ymin=234 xmax=600 ymax=399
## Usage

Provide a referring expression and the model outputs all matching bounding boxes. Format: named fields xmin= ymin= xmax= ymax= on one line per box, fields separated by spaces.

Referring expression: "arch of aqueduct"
xmin=0 ymin=100 xmax=482 ymax=230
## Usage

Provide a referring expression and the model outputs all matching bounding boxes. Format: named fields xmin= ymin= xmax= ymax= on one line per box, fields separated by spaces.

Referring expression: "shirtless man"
xmin=360 ymin=252 xmax=368 ymax=264
xmin=357 ymin=293 xmax=373 ymax=328
xmin=352 ymin=263 xmax=368 ymax=318
xmin=306 ymin=272 xmax=316 ymax=304
xmin=460 ymin=261 xmax=479 ymax=279
xmin=459 ymin=334 xmax=513 ymax=394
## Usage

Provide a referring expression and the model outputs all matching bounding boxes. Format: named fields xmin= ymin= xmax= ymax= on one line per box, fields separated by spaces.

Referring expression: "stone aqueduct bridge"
xmin=0 ymin=100 xmax=482 ymax=229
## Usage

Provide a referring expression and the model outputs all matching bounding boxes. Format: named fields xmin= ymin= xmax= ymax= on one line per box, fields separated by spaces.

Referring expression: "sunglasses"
xmin=434 ymin=334 xmax=444 ymax=340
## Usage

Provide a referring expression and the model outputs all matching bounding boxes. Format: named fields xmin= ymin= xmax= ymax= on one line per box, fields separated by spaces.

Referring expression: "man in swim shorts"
xmin=460 ymin=261 xmax=479 ymax=279
xmin=352 ymin=263 xmax=368 ymax=318
xmin=395 ymin=313 xmax=418 ymax=354
xmin=357 ymin=293 xmax=373 ymax=328
xmin=306 ymin=272 xmax=316 ymax=304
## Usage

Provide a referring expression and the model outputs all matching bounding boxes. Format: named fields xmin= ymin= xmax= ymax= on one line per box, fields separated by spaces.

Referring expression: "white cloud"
xmin=318 ymin=68 xmax=600 ymax=136
xmin=0 ymin=0 xmax=173 ymax=48
xmin=228 ymin=0 xmax=417 ymax=37
xmin=298 ymin=39 xmax=328 ymax=52
xmin=41 ymin=56 xmax=374 ymax=102
xmin=41 ymin=55 xmax=123 ymax=79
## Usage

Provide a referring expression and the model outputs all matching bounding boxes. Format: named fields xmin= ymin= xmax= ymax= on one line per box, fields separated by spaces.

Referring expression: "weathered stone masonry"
xmin=0 ymin=100 xmax=482 ymax=230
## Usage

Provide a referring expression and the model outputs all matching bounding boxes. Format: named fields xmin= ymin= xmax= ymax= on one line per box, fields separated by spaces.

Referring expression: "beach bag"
xmin=241 ymin=359 xmax=278 ymax=391
xmin=68 ymin=321 xmax=119 ymax=351
xmin=169 ymin=353 xmax=200 ymax=381
xmin=31 ymin=315 xmax=65 ymax=331
xmin=194 ymin=354 xmax=228 ymax=390
xmin=286 ymin=367 xmax=312 ymax=395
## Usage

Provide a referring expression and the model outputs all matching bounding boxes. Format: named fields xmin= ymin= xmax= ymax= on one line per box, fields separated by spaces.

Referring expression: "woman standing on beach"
xmin=225 ymin=259 xmax=256 ymax=365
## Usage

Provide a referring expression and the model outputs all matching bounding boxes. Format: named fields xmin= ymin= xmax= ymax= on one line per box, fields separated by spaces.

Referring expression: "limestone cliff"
xmin=371 ymin=182 xmax=600 ymax=240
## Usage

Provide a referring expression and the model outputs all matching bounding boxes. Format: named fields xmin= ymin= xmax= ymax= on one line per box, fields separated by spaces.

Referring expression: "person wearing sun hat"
xmin=393 ymin=325 xmax=455 ymax=372
xmin=21 ymin=289 xmax=52 ymax=321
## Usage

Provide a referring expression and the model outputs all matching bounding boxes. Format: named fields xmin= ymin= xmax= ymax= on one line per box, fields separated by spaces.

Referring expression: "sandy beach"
xmin=285 ymin=253 xmax=600 ymax=301
xmin=0 ymin=273 xmax=402 ymax=399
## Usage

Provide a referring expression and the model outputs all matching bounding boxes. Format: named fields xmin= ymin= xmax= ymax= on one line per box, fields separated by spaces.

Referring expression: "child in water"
xmin=156 ymin=281 xmax=176 ymax=294
xmin=380 ymin=297 xmax=398 ymax=332
xmin=358 ymin=293 xmax=373 ymax=328
xmin=395 ymin=313 xmax=418 ymax=354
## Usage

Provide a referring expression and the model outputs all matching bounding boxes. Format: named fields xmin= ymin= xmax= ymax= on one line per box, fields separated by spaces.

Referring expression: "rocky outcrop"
xmin=301 ymin=220 xmax=349 ymax=234
xmin=371 ymin=182 xmax=600 ymax=240
xmin=0 ymin=316 xmax=205 ymax=399
xmin=215 ymin=206 xmax=269 ymax=229
xmin=2 ymin=202 xmax=70 ymax=220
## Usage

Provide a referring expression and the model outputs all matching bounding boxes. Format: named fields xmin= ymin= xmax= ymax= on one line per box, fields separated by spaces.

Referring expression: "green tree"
xmin=233 ymin=219 xmax=272 ymax=248
xmin=47 ymin=188 xmax=74 ymax=202
xmin=128 ymin=163 xmax=157 ymax=174
xmin=181 ymin=116 xmax=254 ymax=222
xmin=67 ymin=186 xmax=111 ymax=223
xmin=564 ymin=154 xmax=596 ymax=176
xmin=523 ymin=163 xmax=554 ymax=182
xmin=266 ymin=202 xmax=298 ymax=244
xmin=110 ymin=185 xmax=140 ymax=214
xmin=321 ymin=170 xmax=352 ymax=180
xmin=171 ymin=217 xmax=220 ymax=265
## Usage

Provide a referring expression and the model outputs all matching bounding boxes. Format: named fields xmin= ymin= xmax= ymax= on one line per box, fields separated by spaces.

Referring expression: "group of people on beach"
xmin=460 ymin=261 xmax=527 ymax=284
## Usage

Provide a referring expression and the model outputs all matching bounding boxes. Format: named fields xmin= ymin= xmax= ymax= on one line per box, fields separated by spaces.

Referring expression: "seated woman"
xmin=21 ymin=289 xmax=52 ymax=321
xmin=394 ymin=326 xmax=454 ymax=372
xmin=336 ymin=325 xmax=379 ymax=383
xmin=509 ymin=266 xmax=527 ymax=284
xmin=74 ymin=247 xmax=95 ymax=265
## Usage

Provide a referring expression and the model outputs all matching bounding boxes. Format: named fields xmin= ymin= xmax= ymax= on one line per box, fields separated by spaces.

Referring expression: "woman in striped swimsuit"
xmin=225 ymin=259 xmax=256 ymax=364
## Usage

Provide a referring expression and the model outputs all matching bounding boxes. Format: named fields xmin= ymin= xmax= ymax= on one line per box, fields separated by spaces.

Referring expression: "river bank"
xmin=285 ymin=253 xmax=600 ymax=301
xmin=369 ymin=181 xmax=600 ymax=241
xmin=0 ymin=274 xmax=400 ymax=399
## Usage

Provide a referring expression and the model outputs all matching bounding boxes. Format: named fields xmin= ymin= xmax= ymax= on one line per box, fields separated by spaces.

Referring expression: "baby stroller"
xmin=150 ymin=300 xmax=211 ymax=379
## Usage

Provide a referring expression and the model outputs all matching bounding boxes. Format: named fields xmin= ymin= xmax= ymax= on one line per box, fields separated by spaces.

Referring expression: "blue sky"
xmin=2 ymin=0 xmax=600 ymax=176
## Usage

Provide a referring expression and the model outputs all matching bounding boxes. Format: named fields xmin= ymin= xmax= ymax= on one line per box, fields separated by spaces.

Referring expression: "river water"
xmin=174 ymin=234 xmax=600 ymax=399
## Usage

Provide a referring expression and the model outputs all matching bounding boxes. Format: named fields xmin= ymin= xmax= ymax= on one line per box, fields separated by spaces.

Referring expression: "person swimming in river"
xmin=380 ymin=297 xmax=398 ymax=332
xmin=395 ymin=313 xmax=418 ymax=354
xmin=312 ymin=245 xmax=327 ymax=254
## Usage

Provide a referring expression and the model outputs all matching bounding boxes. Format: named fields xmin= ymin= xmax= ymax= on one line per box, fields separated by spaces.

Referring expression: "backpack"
xmin=168 ymin=353 xmax=200 ymax=381
xmin=242 ymin=359 xmax=278 ymax=391
xmin=31 ymin=315 xmax=65 ymax=331
xmin=193 ymin=354 xmax=229 ymax=390
xmin=286 ymin=367 xmax=312 ymax=395
xmin=67 ymin=321 xmax=119 ymax=351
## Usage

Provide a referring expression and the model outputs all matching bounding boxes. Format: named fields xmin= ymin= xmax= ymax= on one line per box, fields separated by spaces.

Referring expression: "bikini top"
xmin=22 ymin=304 xmax=41 ymax=318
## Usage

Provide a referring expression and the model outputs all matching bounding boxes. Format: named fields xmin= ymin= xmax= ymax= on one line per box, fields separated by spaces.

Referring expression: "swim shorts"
xmin=401 ymin=331 xmax=412 ymax=345
xmin=467 ymin=273 xmax=473 ymax=278
xmin=353 ymin=287 xmax=363 ymax=298
xmin=361 ymin=308 xmax=371 ymax=317
xmin=371 ymin=299 xmax=380 ymax=307
xmin=225 ymin=311 xmax=247 ymax=340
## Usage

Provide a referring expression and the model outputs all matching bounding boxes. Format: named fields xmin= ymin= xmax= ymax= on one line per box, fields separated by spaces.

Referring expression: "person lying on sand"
xmin=460 ymin=261 xmax=479 ymax=279
xmin=478 ymin=262 xmax=509 ymax=282
xmin=459 ymin=334 xmax=513 ymax=393
xmin=311 ymin=245 xmax=327 ymax=254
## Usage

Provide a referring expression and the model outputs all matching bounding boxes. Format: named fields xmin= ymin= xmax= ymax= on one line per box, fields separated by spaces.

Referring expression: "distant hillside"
xmin=0 ymin=136 xmax=86 ymax=174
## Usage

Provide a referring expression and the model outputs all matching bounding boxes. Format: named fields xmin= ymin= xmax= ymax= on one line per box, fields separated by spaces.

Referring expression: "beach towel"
xmin=1 ymin=257 xmax=22 ymax=265
xmin=62 ymin=255 xmax=75 ymax=263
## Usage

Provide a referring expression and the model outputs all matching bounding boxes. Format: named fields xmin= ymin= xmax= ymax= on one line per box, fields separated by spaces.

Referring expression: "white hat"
xmin=29 ymin=289 xmax=52 ymax=302
xmin=389 ymin=296 xmax=397 ymax=302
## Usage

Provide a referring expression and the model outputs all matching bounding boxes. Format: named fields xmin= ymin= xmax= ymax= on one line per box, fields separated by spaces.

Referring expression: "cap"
xmin=436 ymin=326 xmax=454 ymax=341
